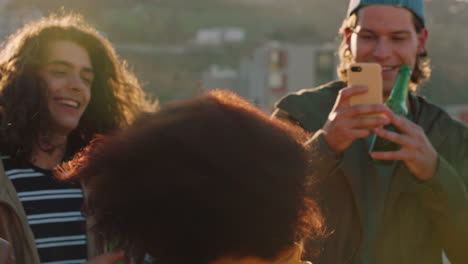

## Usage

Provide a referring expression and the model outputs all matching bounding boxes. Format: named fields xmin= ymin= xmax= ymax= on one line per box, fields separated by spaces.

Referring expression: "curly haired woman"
xmin=0 ymin=13 xmax=155 ymax=264
xmin=64 ymin=90 xmax=324 ymax=264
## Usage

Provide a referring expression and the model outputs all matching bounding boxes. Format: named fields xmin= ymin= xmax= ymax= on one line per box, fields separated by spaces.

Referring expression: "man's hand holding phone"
xmin=323 ymin=63 xmax=391 ymax=153
xmin=323 ymin=85 xmax=391 ymax=153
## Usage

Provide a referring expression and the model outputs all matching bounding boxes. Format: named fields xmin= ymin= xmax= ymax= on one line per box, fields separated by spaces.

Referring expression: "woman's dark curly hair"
xmin=60 ymin=90 xmax=324 ymax=264
xmin=0 ymin=13 xmax=156 ymax=163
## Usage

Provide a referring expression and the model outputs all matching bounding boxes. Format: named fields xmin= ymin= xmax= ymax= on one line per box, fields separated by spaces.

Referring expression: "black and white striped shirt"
xmin=5 ymin=159 xmax=88 ymax=264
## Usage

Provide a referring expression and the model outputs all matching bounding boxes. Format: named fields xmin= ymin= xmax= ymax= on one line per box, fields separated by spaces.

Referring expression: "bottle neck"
xmin=387 ymin=67 xmax=411 ymax=104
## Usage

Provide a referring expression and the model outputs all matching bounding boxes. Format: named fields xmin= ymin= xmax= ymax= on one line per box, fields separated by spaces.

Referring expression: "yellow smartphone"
xmin=348 ymin=63 xmax=383 ymax=117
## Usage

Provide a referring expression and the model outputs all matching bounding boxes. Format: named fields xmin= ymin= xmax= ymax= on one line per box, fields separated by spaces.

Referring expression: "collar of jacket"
xmin=0 ymin=159 xmax=41 ymax=264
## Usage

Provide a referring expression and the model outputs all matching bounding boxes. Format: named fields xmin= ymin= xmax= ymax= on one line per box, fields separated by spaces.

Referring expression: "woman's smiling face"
xmin=39 ymin=40 xmax=94 ymax=135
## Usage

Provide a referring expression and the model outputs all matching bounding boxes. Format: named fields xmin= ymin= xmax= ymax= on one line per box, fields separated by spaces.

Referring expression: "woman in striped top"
xmin=0 ymin=13 xmax=155 ymax=264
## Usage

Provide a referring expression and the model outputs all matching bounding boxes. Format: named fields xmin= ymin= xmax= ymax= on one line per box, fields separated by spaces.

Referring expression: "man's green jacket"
xmin=273 ymin=81 xmax=468 ymax=264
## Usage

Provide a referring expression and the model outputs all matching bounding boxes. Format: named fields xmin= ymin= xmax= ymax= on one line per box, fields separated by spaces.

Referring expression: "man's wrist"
xmin=305 ymin=129 xmax=342 ymax=162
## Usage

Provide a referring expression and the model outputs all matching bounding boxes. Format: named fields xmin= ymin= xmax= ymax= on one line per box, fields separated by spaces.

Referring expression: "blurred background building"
xmin=202 ymin=41 xmax=335 ymax=110
xmin=0 ymin=0 xmax=466 ymax=122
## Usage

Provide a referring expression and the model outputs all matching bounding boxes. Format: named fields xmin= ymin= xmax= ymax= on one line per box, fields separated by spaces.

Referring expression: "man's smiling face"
xmin=346 ymin=5 xmax=428 ymax=97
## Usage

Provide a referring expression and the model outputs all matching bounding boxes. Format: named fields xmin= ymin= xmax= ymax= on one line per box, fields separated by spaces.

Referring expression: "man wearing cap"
xmin=272 ymin=0 xmax=468 ymax=263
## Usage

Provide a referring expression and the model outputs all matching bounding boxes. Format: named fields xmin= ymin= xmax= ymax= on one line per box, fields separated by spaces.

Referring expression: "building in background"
xmin=202 ymin=41 xmax=336 ymax=111
xmin=202 ymin=64 xmax=238 ymax=93
xmin=194 ymin=27 xmax=246 ymax=46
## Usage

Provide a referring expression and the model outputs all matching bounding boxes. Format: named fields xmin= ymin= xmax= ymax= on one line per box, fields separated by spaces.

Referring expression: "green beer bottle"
xmin=369 ymin=65 xmax=412 ymax=162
